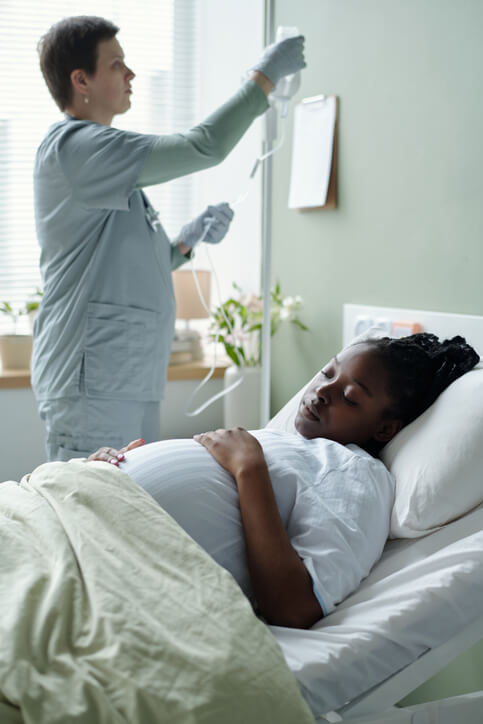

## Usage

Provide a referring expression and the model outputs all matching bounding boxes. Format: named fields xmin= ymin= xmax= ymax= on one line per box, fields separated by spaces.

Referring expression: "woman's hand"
xmin=87 ymin=438 xmax=145 ymax=465
xmin=250 ymin=35 xmax=306 ymax=93
xmin=194 ymin=427 xmax=265 ymax=479
xmin=196 ymin=426 xmax=323 ymax=628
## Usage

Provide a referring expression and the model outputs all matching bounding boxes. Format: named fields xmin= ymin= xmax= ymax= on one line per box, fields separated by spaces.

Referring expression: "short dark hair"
xmin=362 ymin=333 xmax=479 ymax=426
xmin=38 ymin=16 xmax=119 ymax=110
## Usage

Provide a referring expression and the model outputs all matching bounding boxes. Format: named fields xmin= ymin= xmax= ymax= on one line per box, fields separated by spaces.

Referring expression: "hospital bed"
xmin=265 ymin=306 xmax=483 ymax=723
xmin=271 ymin=505 xmax=483 ymax=722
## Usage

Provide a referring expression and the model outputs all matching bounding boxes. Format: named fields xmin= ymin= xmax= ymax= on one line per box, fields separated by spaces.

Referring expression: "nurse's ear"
xmin=70 ymin=69 xmax=89 ymax=99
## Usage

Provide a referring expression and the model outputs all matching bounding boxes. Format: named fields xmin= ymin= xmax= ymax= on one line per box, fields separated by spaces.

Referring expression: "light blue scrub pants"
xmin=39 ymin=396 xmax=161 ymax=462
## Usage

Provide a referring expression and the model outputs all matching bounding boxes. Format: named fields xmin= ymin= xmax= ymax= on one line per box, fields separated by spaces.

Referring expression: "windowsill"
xmin=0 ymin=358 xmax=232 ymax=390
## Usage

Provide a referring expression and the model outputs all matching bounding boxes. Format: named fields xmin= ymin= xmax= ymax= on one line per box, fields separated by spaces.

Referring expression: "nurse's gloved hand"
xmin=178 ymin=203 xmax=234 ymax=249
xmin=251 ymin=35 xmax=306 ymax=87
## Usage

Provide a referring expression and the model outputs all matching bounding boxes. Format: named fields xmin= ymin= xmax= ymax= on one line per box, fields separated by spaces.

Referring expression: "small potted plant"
xmin=25 ymin=288 xmax=43 ymax=331
xmin=209 ymin=281 xmax=308 ymax=428
xmin=0 ymin=289 xmax=43 ymax=370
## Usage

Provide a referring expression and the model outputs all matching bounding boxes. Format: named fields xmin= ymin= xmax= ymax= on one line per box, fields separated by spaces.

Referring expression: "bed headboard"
xmin=343 ymin=304 xmax=483 ymax=357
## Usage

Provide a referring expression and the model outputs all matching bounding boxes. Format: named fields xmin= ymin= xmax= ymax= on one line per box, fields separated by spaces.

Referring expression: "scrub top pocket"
xmin=84 ymin=301 xmax=164 ymax=401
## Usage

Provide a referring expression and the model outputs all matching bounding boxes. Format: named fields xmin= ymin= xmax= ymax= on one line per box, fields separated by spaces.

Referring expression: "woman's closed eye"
xmin=343 ymin=393 xmax=357 ymax=406
xmin=321 ymin=357 xmax=338 ymax=378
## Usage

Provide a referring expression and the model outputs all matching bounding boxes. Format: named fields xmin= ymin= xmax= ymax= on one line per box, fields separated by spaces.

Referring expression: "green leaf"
xmin=0 ymin=301 xmax=13 ymax=315
xmin=292 ymin=319 xmax=309 ymax=331
xmin=225 ymin=347 xmax=240 ymax=365
xmin=224 ymin=342 xmax=246 ymax=366
xmin=211 ymin=333 xmax=227 ymax=344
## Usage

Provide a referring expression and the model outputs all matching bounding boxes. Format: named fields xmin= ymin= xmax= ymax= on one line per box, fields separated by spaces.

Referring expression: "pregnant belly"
xmin=120 ymin=439 xmax=253 ymax=598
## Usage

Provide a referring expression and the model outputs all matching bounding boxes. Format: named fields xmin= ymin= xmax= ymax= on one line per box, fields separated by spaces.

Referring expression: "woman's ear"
xmin=70 ymin=69 xmax=89 ymax=96
xmin=373 ymin=418 xmax=403 ymax=443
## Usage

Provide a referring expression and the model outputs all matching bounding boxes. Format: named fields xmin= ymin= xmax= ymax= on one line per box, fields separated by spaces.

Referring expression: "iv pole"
xmin=259 ymin=0 xmax=275 ymax=427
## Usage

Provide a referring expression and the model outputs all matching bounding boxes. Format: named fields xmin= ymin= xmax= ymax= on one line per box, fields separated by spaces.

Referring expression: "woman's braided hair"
xmin=362 ymin=333 xmax=480 ymax=425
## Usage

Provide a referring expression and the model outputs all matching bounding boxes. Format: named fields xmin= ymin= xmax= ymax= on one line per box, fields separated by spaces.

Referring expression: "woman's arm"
xmin=136 ymin=80 xmax=269 ymax=189
xmin=137 ymin=33 xmax=306 ymax=188
xmin=250 ymin=70 xmax=274 ymax=95
xmin=194 ymin=428 xmax=323 ymax=629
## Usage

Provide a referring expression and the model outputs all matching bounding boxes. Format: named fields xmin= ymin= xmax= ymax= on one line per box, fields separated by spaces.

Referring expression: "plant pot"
xmin=28 ymin=310 xmax=38 ymax=333
xmin=0 ymin=334 xmax=33 ymax=370
xmin=223 ymin=365 xmax=261 ymax=430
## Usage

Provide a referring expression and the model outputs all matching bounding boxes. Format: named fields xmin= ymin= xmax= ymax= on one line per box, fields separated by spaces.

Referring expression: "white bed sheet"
xmin=271 ymin=504 xmax=483 ymax=717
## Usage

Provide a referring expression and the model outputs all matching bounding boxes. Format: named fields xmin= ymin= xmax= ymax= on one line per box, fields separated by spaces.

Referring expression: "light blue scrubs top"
xmin=32 ymin=80 xmax=268 ymax=407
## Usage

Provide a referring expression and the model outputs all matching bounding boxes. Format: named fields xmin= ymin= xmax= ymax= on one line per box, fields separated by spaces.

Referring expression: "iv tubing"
xmin=182 ymin=105 xmax=285 ymax=419
xmin=182 ymin=168 xmax=263 ymax=417
xmin=183 ymin=244 xmax=245 ymax=417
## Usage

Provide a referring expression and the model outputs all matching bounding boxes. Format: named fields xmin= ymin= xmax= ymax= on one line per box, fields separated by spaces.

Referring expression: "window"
xmin=0 ymin=0 xmax=264 ymax=334
xmin=0 ymin=0 xmax=200 ymax=331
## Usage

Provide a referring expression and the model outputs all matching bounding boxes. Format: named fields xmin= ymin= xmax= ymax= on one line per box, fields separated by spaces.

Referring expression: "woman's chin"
xmin=294 ymin=414 xmax=319 ymax=440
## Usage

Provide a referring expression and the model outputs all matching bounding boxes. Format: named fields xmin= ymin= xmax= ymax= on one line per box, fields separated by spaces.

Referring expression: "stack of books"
xmin=169 ymin=336 xmax=193 ymax=365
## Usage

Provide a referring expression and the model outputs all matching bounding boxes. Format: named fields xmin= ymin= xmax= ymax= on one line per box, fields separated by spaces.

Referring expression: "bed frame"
xmin=324 ymin=613 xmax=483 ymax=722
xmin=314 ymin=305 xmax=483 ymax=723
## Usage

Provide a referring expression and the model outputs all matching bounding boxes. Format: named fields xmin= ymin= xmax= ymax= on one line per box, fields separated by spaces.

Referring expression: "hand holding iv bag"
xmin=247 ymin=26 xmax=305 ymax=179
xmin=270 ymin=27 xmax=302 ymax=118
xmin=252 ymin=29 xmax=305 ymax=93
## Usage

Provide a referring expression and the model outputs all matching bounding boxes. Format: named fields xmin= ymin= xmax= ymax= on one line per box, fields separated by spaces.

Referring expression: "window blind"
xmin=0 ymin=0 xmax=199 ymax=332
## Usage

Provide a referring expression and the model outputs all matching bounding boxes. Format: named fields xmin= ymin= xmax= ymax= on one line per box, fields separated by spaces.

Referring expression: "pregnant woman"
xmin=90 ymin=333 xmax=479 ymax=628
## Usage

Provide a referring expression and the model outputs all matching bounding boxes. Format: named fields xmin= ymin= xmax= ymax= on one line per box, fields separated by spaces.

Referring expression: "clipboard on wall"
xmin=288 ymin=95 xmax=338 ymax=211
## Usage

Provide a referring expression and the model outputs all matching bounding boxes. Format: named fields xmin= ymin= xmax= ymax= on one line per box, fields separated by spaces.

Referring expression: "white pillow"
xmin=267 ymin=331 xmax=483 ymax=539
xmin=383 ymin=363 xmax=483 ymax=538
xmin=265 ymin=387 xmax=302 ymax=434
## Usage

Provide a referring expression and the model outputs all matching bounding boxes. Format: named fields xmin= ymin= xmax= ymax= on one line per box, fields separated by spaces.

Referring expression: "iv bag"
xmin=270 ymin=26 xmax=301 ymax=106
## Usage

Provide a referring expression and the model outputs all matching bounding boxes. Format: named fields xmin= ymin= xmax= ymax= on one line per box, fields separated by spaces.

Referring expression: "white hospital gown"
xmin=121 ymin=430 xmax=395 ymax=615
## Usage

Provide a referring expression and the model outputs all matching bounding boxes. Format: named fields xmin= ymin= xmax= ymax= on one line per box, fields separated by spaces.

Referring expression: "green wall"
xmin=270 ymin=0 xmax=483 ymax=411
xmin=270 ymin=0 xmax=483 ymax=706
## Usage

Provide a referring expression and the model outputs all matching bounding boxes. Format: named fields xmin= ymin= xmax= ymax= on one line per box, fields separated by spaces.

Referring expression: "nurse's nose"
xmin=126 ymin=66 xmax=135 ymax=80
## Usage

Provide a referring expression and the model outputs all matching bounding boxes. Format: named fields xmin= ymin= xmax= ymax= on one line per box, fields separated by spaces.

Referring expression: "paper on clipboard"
xmin=288 ymin=95 xmax=336 ymax=209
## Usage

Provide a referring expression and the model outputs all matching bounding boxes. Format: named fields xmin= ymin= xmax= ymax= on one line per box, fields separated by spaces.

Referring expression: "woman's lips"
xmin=301 ymin=401 xmax=319 ymax=421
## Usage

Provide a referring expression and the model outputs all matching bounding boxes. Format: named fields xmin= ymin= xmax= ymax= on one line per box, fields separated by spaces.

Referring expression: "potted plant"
xmin=209 ymin=282 xmax=308 ymax=428
xmin=0 ymin=289 xmax=43 ymax=370
xmin=25 ymin=288 xmax=43 ymax=331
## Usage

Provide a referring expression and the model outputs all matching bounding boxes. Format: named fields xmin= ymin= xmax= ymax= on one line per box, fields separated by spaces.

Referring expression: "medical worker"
xmin=32 ymin=16 xmax=306 ymax=461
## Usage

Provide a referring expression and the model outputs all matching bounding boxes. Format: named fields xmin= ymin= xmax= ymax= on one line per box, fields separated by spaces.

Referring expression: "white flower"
xmin=241 ymin=292 xmax=263 ymax=313
xmin=210 ymin=283 xmax=307 ymax=366
xmin=282 ymin=295 xmax=303 ymax=312
xmin=236 ymin=330 xmax=252 ymax=342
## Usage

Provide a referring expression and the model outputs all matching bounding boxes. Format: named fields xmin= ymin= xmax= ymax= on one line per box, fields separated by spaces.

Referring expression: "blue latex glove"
xmin=251 ymin=35 xmax=306 ymax=87
xmin=178 ymin=202 xmax=234 ymax=249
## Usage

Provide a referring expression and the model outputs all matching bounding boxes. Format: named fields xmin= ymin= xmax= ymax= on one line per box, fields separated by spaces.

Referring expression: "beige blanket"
xmin=0 ymin=461 xmax=314 ymax=723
